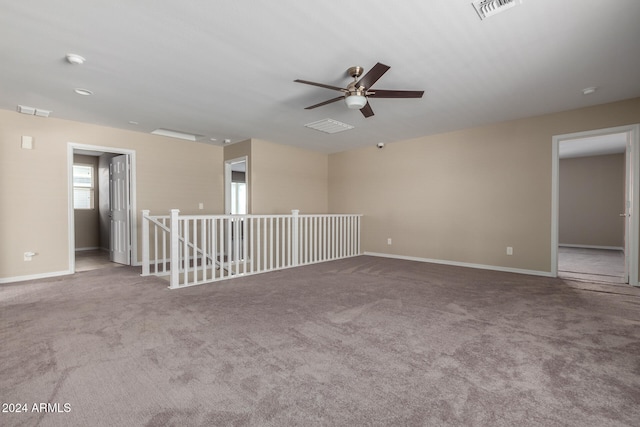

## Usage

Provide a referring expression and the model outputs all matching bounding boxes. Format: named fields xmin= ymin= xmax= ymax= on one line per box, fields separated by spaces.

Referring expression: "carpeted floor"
xmin=1 ymin=256 xmax=639 ymax=426
xmin=558 ymin=247 xmax=626 ymax=284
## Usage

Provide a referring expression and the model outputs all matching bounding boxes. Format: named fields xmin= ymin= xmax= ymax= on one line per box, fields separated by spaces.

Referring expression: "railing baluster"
xmin=219 ymin=217 xmax=225 ymax=280
xmin=287 ymin=216 xmax=292 ymax=267
xmin=257 ymin=217 xmax=262 ymax=273
xmin=275 ymin=217 xmax=280 ymax=269
xmin=267 ymin=217 xmax=272 ymax=270
xmin=292 ymin=210 xmax=299 ymax=266
xmin=227 ymin=218 xmax=233 ymax=277
xmin=169 ymin=210 xmax=180 ymax=288
xmin=211 ymin=218 xmax=216 ymax=281
xmin=249 ymin=217 xmax=254 ymax=274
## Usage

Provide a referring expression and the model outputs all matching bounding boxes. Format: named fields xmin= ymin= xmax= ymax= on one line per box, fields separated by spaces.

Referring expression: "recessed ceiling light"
xmin=582 ymin=87 xmax=597 ymax=95
xmin=210 ymin=138 xmax=217 ymax=142
xmin=128 ymin=121 xmax=139 ymax=125
xmin=66 ymin=54 xmax=85 ymax=65
xmin=74 ymin=88 xmax=93 ymax=96
xmin=224 ymin=139 xmax=232 ymax=144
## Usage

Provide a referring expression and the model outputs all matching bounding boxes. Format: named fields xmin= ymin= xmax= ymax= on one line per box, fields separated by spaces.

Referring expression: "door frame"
xmin=67 ymin=143 xmax=138 ymax=272
xmin=551 ymin=124 xmax=639 ymax=286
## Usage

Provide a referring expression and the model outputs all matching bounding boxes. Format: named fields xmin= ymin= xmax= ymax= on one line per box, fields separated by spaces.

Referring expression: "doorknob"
xmin=619 ymin=213 xmax=627 ymax=217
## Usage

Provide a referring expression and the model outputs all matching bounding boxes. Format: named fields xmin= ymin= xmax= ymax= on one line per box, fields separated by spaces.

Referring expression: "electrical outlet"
xmin=198 ymin=202 xmax=204 ymax=210
xmin=506 ymin=246 xmax=513 ymax=256
xmin=387 ymin=238 xmax=392 ymax=245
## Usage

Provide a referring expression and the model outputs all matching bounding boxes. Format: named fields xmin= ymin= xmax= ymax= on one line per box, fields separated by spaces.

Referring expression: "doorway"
xmin=68 ymin=143 xmax=137 ymax=273
xmin=551 ymin=125 xmax=640 ymax=286
xmin=225 ymin=156 xmax=248 ymax=215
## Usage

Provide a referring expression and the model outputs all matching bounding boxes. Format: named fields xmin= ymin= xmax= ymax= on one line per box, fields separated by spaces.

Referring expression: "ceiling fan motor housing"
xmin=347 ymin=66 xmax=364 ymax=78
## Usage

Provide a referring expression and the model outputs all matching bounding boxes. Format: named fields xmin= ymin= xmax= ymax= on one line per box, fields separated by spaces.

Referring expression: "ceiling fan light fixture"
xmin=345 ymin=94 xmax=367 ymax=110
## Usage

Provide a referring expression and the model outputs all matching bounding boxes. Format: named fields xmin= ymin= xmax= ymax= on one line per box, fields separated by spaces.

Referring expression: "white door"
xmin=110 ymin=154 xmax=130 ymax=265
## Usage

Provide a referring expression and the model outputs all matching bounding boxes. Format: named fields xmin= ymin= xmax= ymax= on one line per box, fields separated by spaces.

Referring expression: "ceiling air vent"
xmin=472 ymin=0 xmax=521 ymax=20
xmin=304 ymin=119 xmax=354 ymax=134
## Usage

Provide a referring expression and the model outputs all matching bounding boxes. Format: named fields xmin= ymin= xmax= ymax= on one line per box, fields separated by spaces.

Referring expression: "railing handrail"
xmin=150 ymin=213 xmax=363 ymax=220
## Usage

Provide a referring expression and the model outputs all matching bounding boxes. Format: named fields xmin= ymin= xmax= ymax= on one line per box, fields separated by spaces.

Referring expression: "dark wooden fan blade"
xmin=360 ymin=101 xmax=374 ymax=118
xmin=294 ymin=79 xmax=345 ymax=92
xmin=356 ymin=63 xmax=390 ymax=89
xmin=368 ymin=89 xmax=424 ymax=98
xmin=305 ymin=96 xmax=344 ymax=110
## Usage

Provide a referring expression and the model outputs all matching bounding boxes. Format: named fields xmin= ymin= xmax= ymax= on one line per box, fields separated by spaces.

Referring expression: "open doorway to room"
xmin=552 ymin=125 xmax=639 ymax=286
xmin=225 ymin=156 xmax=248 ymax=215
xmin=68 ymin=144 xmax=137 ymax=273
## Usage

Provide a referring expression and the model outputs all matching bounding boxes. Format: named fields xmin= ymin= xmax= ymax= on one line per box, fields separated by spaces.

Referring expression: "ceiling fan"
xmin=294 ymin=62 xmax=424 ymax=118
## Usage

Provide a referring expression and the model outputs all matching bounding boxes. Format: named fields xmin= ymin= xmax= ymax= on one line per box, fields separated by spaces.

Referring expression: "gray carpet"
xmin=1 ymin=256 xmax=639 ymax=426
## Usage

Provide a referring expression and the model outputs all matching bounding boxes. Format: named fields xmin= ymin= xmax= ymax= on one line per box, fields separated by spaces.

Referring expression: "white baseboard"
xmin=0 ymin=269 xmax=73 ymax=284
xmin=559 ymin=244 xmax=624 ymax=251
xmin=364 ymin=252 xmax=553 ymax=278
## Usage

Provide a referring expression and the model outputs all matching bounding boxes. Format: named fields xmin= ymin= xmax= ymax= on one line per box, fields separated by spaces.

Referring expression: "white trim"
xmin=551 ymin=136 xmax=559 ymax=276
xmin=75 ymin=246 xmax=101 ymax=251
xmin=68 ymin=143 xmax=138 ymax=274
xmin=551 ymin=124 xmax=640 ymax=286
xmin=364 ymin=252 xmax=553 ymax=278
xmin=631 ymin=125 xmax=640 ymax=286
xmin=559 ymin=244 xmax=624 ymax=251
xmin=0 ymin=270 xmax=72 ymax=284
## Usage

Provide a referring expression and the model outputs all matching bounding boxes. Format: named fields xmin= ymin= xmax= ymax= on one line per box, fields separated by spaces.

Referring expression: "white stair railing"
xmin=142 ymin=210 xmax=362 ymax=289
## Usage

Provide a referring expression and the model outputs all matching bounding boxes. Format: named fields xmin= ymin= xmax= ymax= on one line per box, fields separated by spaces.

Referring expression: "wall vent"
xmin=304 ymin=119 xmax=354 ymax=134
xmin=472 ymin=0 xmax=521 ymax=20
xmin=17 ymin=105 xmax=51 ymax=117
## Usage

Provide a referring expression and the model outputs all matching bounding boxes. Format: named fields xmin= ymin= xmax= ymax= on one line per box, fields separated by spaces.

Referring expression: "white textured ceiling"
xmin=1 ymin=0 xmax=639 ymax=154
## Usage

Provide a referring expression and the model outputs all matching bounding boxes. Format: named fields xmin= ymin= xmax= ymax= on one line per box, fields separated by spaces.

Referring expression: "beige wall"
xmin=559 ymin=154 xmax=625 ymax=248
xmin=2 ymin=97 xmax=639 ymax=281
xmin=329 ymin=97 xmax=640 ymax=273
xmin=73 ymin=154 xmax=100 ymax=249
xmin=250 ymin=139 xmax=328 ymax=214
xmin=0 ymin=109 xmax=224 ymax=280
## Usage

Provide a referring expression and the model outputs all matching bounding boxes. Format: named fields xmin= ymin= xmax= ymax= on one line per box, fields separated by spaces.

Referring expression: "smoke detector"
xmin=65 ymin=53 xmax=85 ymax=65
xmin=472 ymin=0 xmax=522 ymax=20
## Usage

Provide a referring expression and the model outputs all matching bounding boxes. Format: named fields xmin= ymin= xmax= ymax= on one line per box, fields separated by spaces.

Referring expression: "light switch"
xmin=21 ymin=135 xmax=33 ymax=149
xmin=198 ymin=202 xmax=204 ymax=210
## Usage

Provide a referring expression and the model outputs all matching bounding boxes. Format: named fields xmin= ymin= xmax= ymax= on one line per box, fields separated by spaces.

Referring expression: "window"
xmin=73 ymin=164 xmax=95 ymax=209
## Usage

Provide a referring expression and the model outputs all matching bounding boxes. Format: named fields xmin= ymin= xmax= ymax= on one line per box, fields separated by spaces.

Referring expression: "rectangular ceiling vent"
xmin=151 ymin=128 xmax=203 ymax=141
xmin=304 ymin=119 xmax=354 ymax=134
xmin=472 ymin=0 xmax=521 ymax=20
